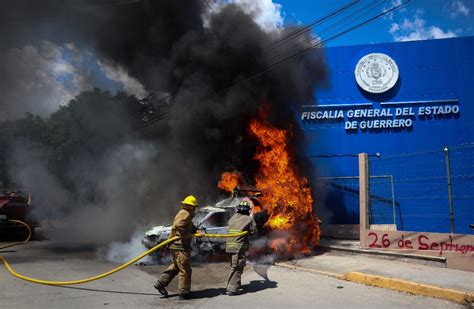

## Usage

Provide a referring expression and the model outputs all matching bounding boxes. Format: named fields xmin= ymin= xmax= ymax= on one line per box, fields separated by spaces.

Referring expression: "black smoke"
xmin=0 ymin=0 xmax=327 ymax=244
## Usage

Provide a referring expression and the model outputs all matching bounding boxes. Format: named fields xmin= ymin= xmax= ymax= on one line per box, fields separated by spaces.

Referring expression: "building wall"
xmin=300 ymin=37 xmax=474 ymax=234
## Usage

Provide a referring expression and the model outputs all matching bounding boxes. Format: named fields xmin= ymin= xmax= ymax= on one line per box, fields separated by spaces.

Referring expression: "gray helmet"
xmin=236 ymin=200 xmax=251 ymax=212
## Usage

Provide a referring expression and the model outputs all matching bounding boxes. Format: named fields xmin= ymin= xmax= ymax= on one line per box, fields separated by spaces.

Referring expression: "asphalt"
xmin=1 ymin=239 xmax=467 ymax=309
xmin=1 ymin=233 xmax=473 ymax=307
xmin=275 ymin=240 xmax=474 ymax=305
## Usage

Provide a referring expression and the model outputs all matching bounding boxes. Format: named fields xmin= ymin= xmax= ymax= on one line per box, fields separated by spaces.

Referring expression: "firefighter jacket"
xmin=169 ymin=208 xmax=197 ymax=251
xmin=226 ymin=212 xmax=257 ymax=254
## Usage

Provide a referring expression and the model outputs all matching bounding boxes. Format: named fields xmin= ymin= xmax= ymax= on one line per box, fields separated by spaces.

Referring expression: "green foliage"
xmin=0 ymin=88 xmax=142 ymax=187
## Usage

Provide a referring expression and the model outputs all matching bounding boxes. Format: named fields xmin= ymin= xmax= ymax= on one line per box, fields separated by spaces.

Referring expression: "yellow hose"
xmin=195 ymin=232 xmax=247 ymax=238
xmin=0 ymin=219 xmax=32 ymax=250
xmin=0 ymin=221 xmax=247 ymax=286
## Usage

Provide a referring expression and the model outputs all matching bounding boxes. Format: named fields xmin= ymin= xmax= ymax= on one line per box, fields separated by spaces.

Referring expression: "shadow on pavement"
xmin=55 ymin=285 xmax=158 ymax=296
xmin=186 ymin=287 xmax=227 ymax=299
xmin=190 ymin=279 xmax=278 ymax=299
xmin=243 ymin=280 xmax=277 ymax=294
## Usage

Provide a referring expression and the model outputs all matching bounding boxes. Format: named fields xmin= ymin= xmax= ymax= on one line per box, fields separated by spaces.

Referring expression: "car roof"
xmin=199 ymin=206 xmax=230 ymax=213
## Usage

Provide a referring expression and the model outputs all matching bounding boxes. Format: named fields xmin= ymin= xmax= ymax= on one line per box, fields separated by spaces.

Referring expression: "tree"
xmin=0 ymin=88 xmax=142 ymax=192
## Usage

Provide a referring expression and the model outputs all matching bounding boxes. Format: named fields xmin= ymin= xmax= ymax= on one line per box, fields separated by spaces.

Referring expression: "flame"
xmin=266 ymin=214 xmax=292 ymax=229
xmin=249 ymin=118 xmax=320 ymax=254
xmin=218 ymin=171 xmax=240 ymax=193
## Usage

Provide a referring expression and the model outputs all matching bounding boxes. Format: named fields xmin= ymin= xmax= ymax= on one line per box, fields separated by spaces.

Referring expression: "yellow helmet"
xmin=181 ymin=195 xmax=199 ymax=207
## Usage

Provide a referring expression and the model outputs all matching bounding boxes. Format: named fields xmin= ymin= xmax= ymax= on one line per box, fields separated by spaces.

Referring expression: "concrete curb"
xmin=345 ymin=271 xmax=474 ymax=305
xmin=275 ymin=262 xmax=474 ymax=305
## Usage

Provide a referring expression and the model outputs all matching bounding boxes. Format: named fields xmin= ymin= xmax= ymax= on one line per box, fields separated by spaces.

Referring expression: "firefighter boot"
xmin=154 ymin=280 xmax=168 ymax=296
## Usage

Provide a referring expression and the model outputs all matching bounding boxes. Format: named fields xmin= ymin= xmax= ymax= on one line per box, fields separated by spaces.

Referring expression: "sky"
xmin=275 ymin=0 xmax=474 ymax=46
xmin=1 ymin=0 xmax=473 ymax=120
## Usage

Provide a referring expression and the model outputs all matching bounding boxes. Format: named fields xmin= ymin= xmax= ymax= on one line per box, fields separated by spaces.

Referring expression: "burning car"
xmin=142 ymin=197 xmax=238 ymax=256
xmin=142 ymin=189 xmax=267 ymax=259
xmin=0 ymin=189 xmax=40 ymax=236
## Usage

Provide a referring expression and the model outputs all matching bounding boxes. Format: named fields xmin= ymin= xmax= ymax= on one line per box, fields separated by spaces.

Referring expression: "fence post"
xmin=444 ymin=146 xmax=455 ymax=233
xmin=390 ymin=175 xmax=396 ymax=227
xmin=359 ymin=153 xmax=369 ymax=247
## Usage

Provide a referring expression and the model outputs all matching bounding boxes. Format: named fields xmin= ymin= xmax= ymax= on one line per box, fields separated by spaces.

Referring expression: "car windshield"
xmin=204 ymin=212 xmax=227 ymax=228
xmin=194 ymin=208 xmax=236 ymax=228
xmin=193 ymin=211 xmax=210 ymax=225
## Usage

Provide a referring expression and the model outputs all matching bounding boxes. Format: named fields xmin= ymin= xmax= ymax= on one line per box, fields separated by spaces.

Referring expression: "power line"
xmin=310 ymin=153 xmax=381 ymax=158
xmin=100 ymin=0 xmax=364 ymax=126
xmin=206 ymin=0 xmax=216 ymax=13
xmin=139 ymin=0 xmax=410 ymax=128
xmin=140 ymin=0 xmax=409 ymax=128
xmin=267 ymin=0 xmax=361 ymax=50
xmin=138 ymin=0 xmax=364 ymax=123
xmin=265 ymin=0 xmax=388 ymax=63
xmin=318 ymin=0 xmax=389 ymax=39
xmin=241 ymin=0 xmax=409 ymax=86
xmin=137 ymin=0 xmax=360 ymax=116
xmin=210 ymin=1 xmax=409 ymax=98
xmin=98 ymin=0 xmax=141 ymax=8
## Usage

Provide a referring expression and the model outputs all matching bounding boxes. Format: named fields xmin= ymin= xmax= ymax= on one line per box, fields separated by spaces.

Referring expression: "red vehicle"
xmin=0 ymin=190 xmax=40 ymax=236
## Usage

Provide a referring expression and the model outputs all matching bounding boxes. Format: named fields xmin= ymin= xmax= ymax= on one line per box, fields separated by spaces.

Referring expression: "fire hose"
xmin=0 ymin=219 xmax=248 ymax=286
xmin=0 ymin=219 xmax=32 ymax=250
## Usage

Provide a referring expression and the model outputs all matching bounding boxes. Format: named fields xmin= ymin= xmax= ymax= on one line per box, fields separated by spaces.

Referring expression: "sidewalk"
xmin=274 ymin=243 xmax=474 ymax=305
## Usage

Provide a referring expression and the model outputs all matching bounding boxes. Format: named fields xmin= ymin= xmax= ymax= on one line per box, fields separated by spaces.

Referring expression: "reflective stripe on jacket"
xmin=226 ymin=213 xmax=257 ymax=253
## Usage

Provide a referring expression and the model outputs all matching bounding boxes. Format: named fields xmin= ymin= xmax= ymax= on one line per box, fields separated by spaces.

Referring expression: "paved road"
xmin=0 ymin=239 xmax=467 ymax=308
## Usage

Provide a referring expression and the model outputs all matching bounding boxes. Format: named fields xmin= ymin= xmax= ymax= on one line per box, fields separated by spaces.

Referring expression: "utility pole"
xmin=444 ymin=146 xmax=454 ymax=234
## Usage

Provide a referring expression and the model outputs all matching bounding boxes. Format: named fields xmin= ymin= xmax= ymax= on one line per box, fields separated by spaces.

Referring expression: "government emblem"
xmin=355 ymin=53 xmax=399 ymax=94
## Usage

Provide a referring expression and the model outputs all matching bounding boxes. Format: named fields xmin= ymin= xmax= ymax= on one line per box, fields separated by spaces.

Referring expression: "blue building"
xmin=301 ymin=36 xmax=473 ymax=235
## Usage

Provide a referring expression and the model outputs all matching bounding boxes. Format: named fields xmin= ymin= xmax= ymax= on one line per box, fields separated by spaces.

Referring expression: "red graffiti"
xmin=397 ymin=234 xmax=413 ymax=249
xmin=418 ymin=235 xmax=474 ymax=255
xmin=366 ymin=232 xmax=474 ymax=256
xmin=368 ymin=232 xmax=390 ymax=248
xmin=418 ymin=235 xmax=429 ymax=250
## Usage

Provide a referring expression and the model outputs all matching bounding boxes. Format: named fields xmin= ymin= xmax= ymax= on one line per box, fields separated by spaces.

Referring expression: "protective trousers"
xmin=158 ymin=250 xmax=192 ymax=294
xmin=226 ymin=252 xmax=246 ymax=293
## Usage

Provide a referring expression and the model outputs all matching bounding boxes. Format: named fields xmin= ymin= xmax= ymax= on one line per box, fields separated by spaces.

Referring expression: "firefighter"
xmin=225 ymin=200 xmax=257 ymax=296
xmin=154 ymin=195 xmax=201 ymax=300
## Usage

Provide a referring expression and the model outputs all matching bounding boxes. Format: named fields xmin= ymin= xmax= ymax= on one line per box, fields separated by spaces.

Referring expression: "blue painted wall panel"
xmin=302 ymin=37 xmax=474 ymax=234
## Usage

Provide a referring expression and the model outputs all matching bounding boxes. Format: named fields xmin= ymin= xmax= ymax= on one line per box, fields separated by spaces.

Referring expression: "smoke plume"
xmin=1 ymin=0 xmax=327 ymax=245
